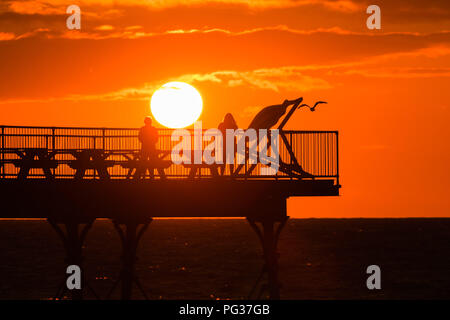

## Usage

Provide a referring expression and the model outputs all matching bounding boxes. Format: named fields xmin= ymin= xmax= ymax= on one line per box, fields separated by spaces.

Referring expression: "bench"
xmin=120 ymin=151 xmax=172 ymax=180
xmin=67 ymin=150 xmax=115 ymax=180
xmin=2 ymin=148 xmax=58 ymax=180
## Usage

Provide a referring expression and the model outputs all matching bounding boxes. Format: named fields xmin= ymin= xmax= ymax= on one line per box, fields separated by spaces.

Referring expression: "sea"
xmin=0 ymin=219 xmax=449 ymax=299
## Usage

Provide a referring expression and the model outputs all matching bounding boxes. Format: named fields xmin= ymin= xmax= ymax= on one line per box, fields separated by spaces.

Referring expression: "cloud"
xmin=15 ymin=27 xmax=50 ymax=39
xmin=339 ymin=67 xmax=450 ymax=78
xmin=125 ymin=25 xmax=143 ymax=31
xmin=1 ymin=42 xmax=449 ymax=104
xmin=177 ymin=67 xmax=332 ymax=92
xmin=7 ymin=0 xmax=61 ymax=15
xmin=0 ymin=83 xmax=159 ymax=104
xmin=90 ymin=66 xmax=331 ymax=98
xmin=5 ymin=0 xmax=363 ymax=16
xmin=153 ymin=25 xmax=449 ymax=38
xmin=0 ymin=28 xmax=51 ymax=41
xmin=4 ymin=24 xmax=447 ymax=41
xmin=174 ymin=46 xmax=450 ymax=88
xmin=95 ymin=25 xmax=114 ymax=31
xmin=0 ymin=66 xmax=331 ymax=104
xmin=0 ymin=32 xmax=15 ymax=40
xmin=327 ymin=45 xmax=450 ymax=78
xmin=286 ymin=45 xmax=450 ymax=78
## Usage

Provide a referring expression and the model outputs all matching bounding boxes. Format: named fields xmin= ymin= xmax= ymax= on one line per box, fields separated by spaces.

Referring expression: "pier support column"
xmin=108 ymin=218 xmax=152 ymax=300
xmin=47 ymin=218 xmax=97 ymax=300
xmin=247 ymin=216 xmax=288 ymax=300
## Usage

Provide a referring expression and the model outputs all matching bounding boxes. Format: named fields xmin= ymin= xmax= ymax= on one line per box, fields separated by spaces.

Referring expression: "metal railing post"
xmin=336 ymin=131 xmax=339 ymax=186
xmin=1 ymin=126 xmax=4 ymax=179
xmin=52 ymin=128 xmax=56 ymax=151
xmin=102 ymin=128 xmax=106 ymax=150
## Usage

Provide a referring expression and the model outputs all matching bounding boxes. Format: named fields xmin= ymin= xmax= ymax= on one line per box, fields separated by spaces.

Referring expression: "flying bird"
xmin=299 ymin=101 xmax=327 ymax=112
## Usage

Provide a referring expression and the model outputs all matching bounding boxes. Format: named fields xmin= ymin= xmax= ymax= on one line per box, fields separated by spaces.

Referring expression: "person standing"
xmin=137 ymin=116 xmax=159 ymax=178
xmin=218 ymin=113 xmax=238 ymax=176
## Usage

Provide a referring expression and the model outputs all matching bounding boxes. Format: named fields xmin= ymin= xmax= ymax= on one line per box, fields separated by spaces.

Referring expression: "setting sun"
xmin=150 ymin=82 xmax=203 ymax=128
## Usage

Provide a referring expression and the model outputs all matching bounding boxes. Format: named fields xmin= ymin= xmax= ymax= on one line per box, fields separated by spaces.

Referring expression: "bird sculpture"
xmin=248 ymin=97 xmax=303 ymax=130
xmin=233 ymin=97 xmax=327 ymax=178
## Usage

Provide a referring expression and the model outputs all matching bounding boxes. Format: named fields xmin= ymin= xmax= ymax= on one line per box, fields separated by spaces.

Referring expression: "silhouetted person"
xmin=137 ymin=116 xmax=160 ymax=179
xmin=139 ymin=116 xmax=159 ymax=159
xmin=218 ymin=113 xmax=238 ymax=175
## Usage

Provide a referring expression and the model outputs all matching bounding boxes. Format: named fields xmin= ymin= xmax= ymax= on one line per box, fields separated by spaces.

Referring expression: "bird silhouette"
xmin=299 ymin=101 xmax=327 ymax=112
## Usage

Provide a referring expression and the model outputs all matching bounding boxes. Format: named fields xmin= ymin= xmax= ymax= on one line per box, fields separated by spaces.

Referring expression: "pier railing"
xmin=0 ymin=125 xmax=338 ymax=183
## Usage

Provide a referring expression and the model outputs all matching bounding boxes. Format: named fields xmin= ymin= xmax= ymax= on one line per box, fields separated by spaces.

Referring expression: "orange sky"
xmin=1 ymin=0 xmax=450 ymax=217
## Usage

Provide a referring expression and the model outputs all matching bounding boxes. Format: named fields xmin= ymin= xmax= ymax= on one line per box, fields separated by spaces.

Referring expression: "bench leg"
xmin=126 ymin=168 xmax=134 ymax=179
xmin=157 ymin=168 xmax=166 ymax=180
xmin=43 ymin=167 xmax=54 ymax=180
xmin=133 ymin=165 xmax=145 ymax=180
xmin=96 ymin=166 xmax=110 ymax=180
xmin=74 ymin=169 xmax=86 ymax=180
xmin=188 ymin=167 xmax=197 ymax=179
xmin=17 ymin=166 xmax=31 ymax=180
xmin=148 ymin=168 xmax=155 ymax=180
xmin=210 ymin=166 xmax=219 ymax=177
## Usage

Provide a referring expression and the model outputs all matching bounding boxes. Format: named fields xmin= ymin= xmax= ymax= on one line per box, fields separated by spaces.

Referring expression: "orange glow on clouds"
xmin=1 ymin=0 xmax=450 ymax=217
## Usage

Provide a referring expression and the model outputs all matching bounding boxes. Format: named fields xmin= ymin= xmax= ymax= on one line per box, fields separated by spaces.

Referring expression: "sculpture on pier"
xmin=233 ymin=97 xmax=327 ymax=179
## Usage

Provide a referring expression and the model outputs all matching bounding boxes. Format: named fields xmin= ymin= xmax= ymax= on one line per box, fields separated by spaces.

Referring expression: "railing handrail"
xmin=0 ymin=125 xmax=339 ymax=182
xmin=0 ymin=124 xmax=138 ymax=131
xmin=0 ymin=124 xmax=338 ymax=134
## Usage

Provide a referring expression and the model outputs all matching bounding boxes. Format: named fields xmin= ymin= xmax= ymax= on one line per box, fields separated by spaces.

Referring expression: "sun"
xmin=150 ymin=81 xmax=203 ymax=128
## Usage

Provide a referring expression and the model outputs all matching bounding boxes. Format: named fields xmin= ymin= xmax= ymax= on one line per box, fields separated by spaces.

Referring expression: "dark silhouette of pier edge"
xmin=0 ymin=97 xmax=340 ymax=300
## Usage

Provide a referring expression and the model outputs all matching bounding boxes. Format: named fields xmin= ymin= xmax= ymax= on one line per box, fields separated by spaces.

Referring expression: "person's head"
xmin=223 ymin=113 xmax=237 ymax=127
xmin=144 ymin=116 xmax=153 ymax=126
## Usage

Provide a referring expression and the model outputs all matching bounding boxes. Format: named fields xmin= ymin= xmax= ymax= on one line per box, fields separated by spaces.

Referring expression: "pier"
xmin=0 ymin=123 xmax=339 ymax=299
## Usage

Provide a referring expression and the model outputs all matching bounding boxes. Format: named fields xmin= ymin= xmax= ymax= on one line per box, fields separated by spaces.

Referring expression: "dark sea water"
xmin=0 ymin=219 xmax=449 ymax=300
